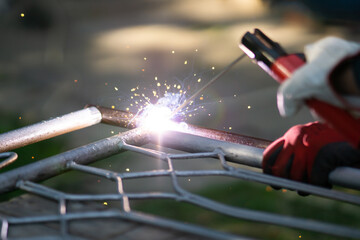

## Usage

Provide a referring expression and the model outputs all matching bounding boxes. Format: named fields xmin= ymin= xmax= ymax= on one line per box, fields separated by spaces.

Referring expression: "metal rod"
xmin=151 ymin=130 xmax=360 ymax=191
xmin=0 ymin=128 xmax=149 ymax=194
xmin=0 ymin=107 xmax=102 ymax=152
xmin=94 ymin=106 xmax=360 ymax=190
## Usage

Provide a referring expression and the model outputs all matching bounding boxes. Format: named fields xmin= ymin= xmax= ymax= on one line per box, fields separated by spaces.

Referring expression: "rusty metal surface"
xmin=95 ymin=105 xmax=270 ymax=148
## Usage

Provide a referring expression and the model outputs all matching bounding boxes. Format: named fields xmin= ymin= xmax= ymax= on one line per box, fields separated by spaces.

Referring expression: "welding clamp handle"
xmin=273 ymin=54 xmax=360 ymax=148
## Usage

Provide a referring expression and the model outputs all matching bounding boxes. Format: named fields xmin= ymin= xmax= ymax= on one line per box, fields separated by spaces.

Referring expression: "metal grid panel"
xmin=1 ymin=128 xmax=360 ymax=240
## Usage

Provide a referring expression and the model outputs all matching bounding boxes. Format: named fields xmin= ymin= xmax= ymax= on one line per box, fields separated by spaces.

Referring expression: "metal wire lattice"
xmin=1 ymin=129 xmax=360 ymax=240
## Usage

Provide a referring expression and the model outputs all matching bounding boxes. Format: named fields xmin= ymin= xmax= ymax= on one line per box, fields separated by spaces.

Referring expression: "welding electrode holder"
xmin=240 ymin=28 xmax=360 ymax=147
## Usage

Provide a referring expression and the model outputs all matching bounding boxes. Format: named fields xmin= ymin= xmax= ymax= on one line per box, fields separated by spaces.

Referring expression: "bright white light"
xmin=136 ymin=93 xmax=188 ymax=133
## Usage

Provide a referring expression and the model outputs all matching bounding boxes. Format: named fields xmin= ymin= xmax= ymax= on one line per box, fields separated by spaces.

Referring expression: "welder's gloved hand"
xmin=263 ymin=121 xmax=360 ymax=188
xmin=277 ymin=37 xmax=360 ymax=117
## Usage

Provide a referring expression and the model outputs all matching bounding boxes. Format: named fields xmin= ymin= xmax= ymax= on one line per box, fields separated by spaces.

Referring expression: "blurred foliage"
xmin=134 ymin=180 xmax=360 ymax=240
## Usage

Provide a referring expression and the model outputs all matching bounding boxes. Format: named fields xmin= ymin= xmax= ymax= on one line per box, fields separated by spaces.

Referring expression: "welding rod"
xmin=172 ymin=54 xmax=246 ymax=116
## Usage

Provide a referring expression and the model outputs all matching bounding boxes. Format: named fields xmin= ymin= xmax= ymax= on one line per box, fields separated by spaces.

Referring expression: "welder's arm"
xmin=262 ymin=121 xmax=360 ymax=189
xmin=277 ymin=37 xmax=360 ymax=117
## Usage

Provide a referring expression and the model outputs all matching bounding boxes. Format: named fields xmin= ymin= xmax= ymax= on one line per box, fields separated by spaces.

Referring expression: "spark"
xmin=136 ymin=93 xmax=189 ymax=133
xmin=229 ymin=127 xmax=232 ymax=130
xmin=171 ymin=50 xmax=175 ymax=54
xmin=20 ymin=13 xmax=25 ymax=18
xmin=248 ymin=105 xmax=251 ymax=109
xmin=103 ymin=202 xmax=108 ymax=206
xmin=155 ymin=76 xmax=158 ymax=81
xmin=197 ymin=78 xmax=201 ymax=83
xmin=111 ymin=105 xmax=115 ymax=109
xmin=114 ymin=87 xmax=118 ymax=91
xmin=18 ymin=116 xmax=22 ymax=120
xmin=144 ymin=57 xmax=147 ymax=60
xmin=131 ymin=88 xmax=136 ymax=92
xmin=157 ymin=82 xmax=161 ymax=87
xmin=74 ymin=79 xmax=78 ymax=83
xmin=126 ymin=168 xmax=130 ymax=172
xmin=184 ymin=60 xmax=188 ymax=65
xmin=212 ymin=66 xmax=215 ymax=70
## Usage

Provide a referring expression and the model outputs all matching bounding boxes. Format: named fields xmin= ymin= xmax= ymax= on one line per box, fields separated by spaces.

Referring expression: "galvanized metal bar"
xmin=0 ymin=107 xmax=102 ymax=152
xmin=152 ymin=130 xmax=360 ymax=191
xmin=0 ymin=152 xmax=18 ymax=169
xmin=4 ymin=206 xmax=246 ymax=240
xmin=0 ymin=128 xmax=149 ymax=194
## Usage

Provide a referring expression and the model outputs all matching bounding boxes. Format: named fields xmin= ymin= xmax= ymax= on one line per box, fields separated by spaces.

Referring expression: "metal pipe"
xmin=0 ymin=128 xmax=149 ymax=194
xmin=93 ymin=106 xmax=360 ymax=190
xmin=0 ymin=107 xmax=102 ymax=152
xmin=151 ymin=130 xmax=360 ymax=190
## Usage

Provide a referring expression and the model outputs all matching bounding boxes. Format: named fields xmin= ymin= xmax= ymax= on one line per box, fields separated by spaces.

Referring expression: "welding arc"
xmin=172 ymin=54 xmax=246 ymax=117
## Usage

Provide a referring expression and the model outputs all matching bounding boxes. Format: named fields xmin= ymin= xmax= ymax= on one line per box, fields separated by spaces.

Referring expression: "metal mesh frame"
xmin=1 ymin=127 xmax=360 ymax=240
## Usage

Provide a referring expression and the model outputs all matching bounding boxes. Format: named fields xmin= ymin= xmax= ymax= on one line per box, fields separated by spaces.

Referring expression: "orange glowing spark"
xmin=111 ymin=105 xmax=115 ymax=109
xmin=141 ymin=69 xmax=145 ymax=72
xmin=18 ymin=116 xmax=22 ymax=120
xmin=199 ymin=96 xmax=203 ymax=100
xmin=74 ymin=79 xmax=78 ymax=83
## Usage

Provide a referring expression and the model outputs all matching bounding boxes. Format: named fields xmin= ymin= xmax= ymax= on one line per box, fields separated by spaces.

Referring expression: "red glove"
xmin=263 ymin=122 xmax=360 ymax=188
